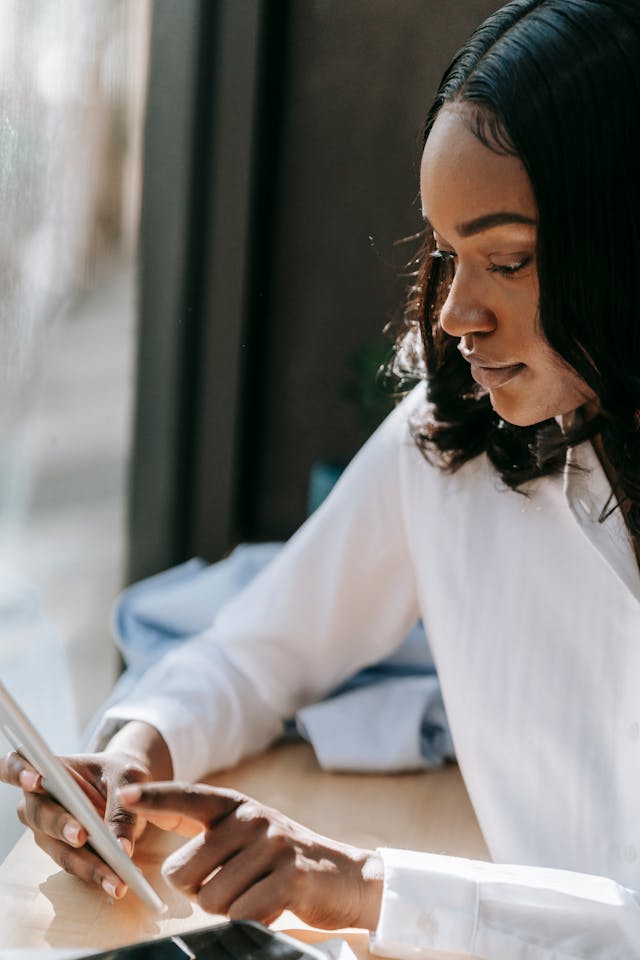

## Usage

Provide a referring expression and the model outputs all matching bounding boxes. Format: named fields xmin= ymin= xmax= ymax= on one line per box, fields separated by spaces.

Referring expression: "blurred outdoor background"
xmin=0 ymin=0 xmax=499 ymax=857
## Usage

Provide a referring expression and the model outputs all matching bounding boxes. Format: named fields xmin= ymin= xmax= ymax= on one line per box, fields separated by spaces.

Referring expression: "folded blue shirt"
xmin=91 ymin=543 xmax=454 ymax=772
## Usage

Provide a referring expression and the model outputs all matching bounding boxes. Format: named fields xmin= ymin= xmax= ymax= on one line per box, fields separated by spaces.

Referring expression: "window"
xmin=0 ymin=0 xmax=151 ymax=857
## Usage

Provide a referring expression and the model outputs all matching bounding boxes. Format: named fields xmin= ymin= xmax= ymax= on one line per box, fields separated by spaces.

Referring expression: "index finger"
xmin=117 ymin=782 xmax=244 ymax=832
xmin=0 ymin=751 xmax=42 ymax=792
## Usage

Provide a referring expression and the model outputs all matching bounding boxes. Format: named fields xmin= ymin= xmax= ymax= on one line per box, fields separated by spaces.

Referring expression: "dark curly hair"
xmin=393 ymin=0 xmax=640 ymax=533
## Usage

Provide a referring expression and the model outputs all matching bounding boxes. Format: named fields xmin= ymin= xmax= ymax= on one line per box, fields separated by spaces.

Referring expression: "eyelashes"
xmin=488 ymin=256 xmax=533 ymax=277
xmin=430 ymin=248 xmax=533 ymax=278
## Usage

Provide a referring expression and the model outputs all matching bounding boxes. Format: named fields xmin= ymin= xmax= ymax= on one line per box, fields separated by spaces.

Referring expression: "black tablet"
xmin=82 ymin=921 xmax=342 ymax=960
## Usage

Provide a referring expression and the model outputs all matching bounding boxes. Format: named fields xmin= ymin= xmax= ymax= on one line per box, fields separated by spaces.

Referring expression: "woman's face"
xmin=420 ymin=103 xmax=595 ymax=426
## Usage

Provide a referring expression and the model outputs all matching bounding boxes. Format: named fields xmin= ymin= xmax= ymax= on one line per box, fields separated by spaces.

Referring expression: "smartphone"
xmin=0 ymin=679 xmax=166 ymax=914
xmin=82 ymin=921 xmax=334 ymax=960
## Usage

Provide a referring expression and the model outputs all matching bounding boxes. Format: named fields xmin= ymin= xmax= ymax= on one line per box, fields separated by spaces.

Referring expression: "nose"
xmin=438 ymin=268 xmax=497 ymax=339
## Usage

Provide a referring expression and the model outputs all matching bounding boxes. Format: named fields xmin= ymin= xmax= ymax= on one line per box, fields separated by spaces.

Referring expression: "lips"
xmin=468 ymin=362 xmax=525 ymax=390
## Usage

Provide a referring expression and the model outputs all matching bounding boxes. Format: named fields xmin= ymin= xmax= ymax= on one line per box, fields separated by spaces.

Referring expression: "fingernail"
xmin=102 ymin=878 xmax=125 ymax=899
xmin=118 ymin=785 xmax=142 ymax=803
xmin=63 ymin=822 xmax=82 ymax=845
xmin=19 ymin=770 xmax=39 ymax=791
xmin=118 ymin=836 xmax=133 ymax=857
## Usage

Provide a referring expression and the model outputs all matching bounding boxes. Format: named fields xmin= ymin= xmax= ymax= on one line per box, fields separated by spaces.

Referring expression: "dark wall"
xmin=131 ymin=0 xmax=504 ymax=578
xmin=243 ymin=0 xmax=502 ymax=541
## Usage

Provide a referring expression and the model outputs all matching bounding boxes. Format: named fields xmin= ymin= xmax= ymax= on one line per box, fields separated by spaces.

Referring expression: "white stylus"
xmin=0 ymin=680 xmax=166 ymax=914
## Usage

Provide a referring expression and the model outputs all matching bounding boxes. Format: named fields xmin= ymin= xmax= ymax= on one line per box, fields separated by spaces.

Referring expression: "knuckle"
xmin=227 ymin=789 xmax=248 ymax=806
xmin=120 ymin=766 xmax=148 ymax=785
xmin=202 ymin=827 xmax=216 ymax=847
xmin=228 ymin=903 xmax=253 ymax=922
xmin=174 ymin=781 xmax=197 ymax=796
xmin=265 ymin=825 xmax=288 ymax=849
xmin=178 ymin=878 xmax=201 ymax=898
xmin=252 ymin=816 xmax=270 ymax=836
xmin=161 ymin=854 xmax=196 ymax=895
xmin=58 ymin=847 xmax=74 ymax=875
xmin=195 ymin=885 xmax=208 ymax=909
xmin=196 ymin=882 xmax=226 ymax=915
xmin=25 ymin=795 xmax=45 ymax=832
xmin=229 ymin=888 xmax=285 ymax=926
xmin=16 ymin=799 xmax=27 ymax=826
xmin=237 ymin=801 xmax=268 ymax=828
xmin=24 ymin=794 xmax=68 ymax=841
xmin=160 ymin=858 xmax=182 ymax=885
xmin=211 ymin=786 xmax=246 ymax=805
xmin=277 ymin=853 xmax=303 ymax=893
xmin=228 ymin=900 xmax=255 ymax=922
xmin=7 ymin=752 xmax=25 ymax=782
xmin=109 ymin=807 xmax=136 ymax=828
xmin=293 ymin=850 xmax=310 ymax=876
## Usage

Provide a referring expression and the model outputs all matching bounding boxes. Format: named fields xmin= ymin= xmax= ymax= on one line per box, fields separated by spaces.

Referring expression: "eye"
xmin=487 ymin=255 xmax=533 ymax=278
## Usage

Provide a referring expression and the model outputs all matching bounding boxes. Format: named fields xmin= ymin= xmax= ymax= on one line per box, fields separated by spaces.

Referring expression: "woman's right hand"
xmin=0 ymin=720 xmax=173 ymax=900
xmin=0 ymin=747 xmax=152 ymax=899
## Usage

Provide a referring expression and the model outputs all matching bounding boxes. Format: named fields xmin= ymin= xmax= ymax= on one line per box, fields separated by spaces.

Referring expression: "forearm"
xmin=104 ymin=720 xmax=173 ymax=780
xmin=372 ymin=849 xmax=640 ymax=959
xmin=357 ymin=851 xmax=384 ymax=930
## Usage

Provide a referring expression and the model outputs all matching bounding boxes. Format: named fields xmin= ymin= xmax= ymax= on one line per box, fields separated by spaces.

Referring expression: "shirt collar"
xmin=561 ymin=426 xmax=640 ymax=603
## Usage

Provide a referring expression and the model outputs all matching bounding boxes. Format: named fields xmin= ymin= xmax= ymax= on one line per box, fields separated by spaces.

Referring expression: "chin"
xmin=489 ymin=396 xmax=550 ymax=428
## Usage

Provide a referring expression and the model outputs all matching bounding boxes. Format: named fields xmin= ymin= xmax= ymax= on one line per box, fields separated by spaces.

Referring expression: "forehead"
xmin=420 ymin=104 xmax=536 ymax=229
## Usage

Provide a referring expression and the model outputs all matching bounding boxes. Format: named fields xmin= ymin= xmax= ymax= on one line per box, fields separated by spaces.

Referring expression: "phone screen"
xmin=84 ymin=921 xmax=322 ymax=960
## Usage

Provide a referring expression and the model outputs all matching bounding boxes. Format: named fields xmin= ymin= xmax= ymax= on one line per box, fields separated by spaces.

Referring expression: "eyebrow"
xmin=422 ymin=210 xmax=536 ymax=238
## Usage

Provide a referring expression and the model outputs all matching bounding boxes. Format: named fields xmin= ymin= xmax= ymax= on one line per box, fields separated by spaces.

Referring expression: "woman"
xmin=3 ymin=0 xmax=640 ymax=956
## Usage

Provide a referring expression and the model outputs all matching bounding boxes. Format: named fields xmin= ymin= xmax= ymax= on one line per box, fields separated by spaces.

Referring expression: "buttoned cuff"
xmin=370 ymin=849 xmax=479 ymax=958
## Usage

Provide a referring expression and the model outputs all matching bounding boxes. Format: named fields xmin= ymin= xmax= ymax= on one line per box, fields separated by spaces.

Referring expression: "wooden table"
xmin=0 ymin=742 xmax=489 ymax=958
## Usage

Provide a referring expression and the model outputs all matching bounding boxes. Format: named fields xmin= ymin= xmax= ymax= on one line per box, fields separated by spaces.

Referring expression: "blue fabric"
xmin=96 ymin=544 xmax=454 ymax=772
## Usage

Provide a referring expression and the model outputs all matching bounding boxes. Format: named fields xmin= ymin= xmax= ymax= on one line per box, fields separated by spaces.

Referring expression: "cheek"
xmin=498 ymin=282 xmax=540 ymax=350
xmin=491 ymin=347 xmax=596 ymax=427
xmin=539 ymin=347 xmax=593 ymax=398
xmin=524 ymin=348 xmax=596 ymax=421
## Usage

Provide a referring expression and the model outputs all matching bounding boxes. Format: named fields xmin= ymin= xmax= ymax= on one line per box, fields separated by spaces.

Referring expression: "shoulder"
xmin=377 ymin=381 xmax=433 ymax=451
xmin=385 ymin=383 xmax=470 ymax=479
xmin=392 ymin=384 xmax=552 ymax=503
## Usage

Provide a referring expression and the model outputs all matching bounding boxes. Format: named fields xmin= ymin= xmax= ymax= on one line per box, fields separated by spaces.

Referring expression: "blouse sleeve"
xmin=95 ymin=389 xmax=422 ymax=781
xmin=372 ymin=848 xmax=640 ymax=959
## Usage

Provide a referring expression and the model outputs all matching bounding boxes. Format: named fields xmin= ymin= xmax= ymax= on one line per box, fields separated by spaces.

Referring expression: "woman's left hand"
xmin=118 ymin=781 xmax=383 ymax=930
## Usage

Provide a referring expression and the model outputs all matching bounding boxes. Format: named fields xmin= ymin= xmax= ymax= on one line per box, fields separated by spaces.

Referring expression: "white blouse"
xmin=98 ymin=385 xmax=640 ymax=959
